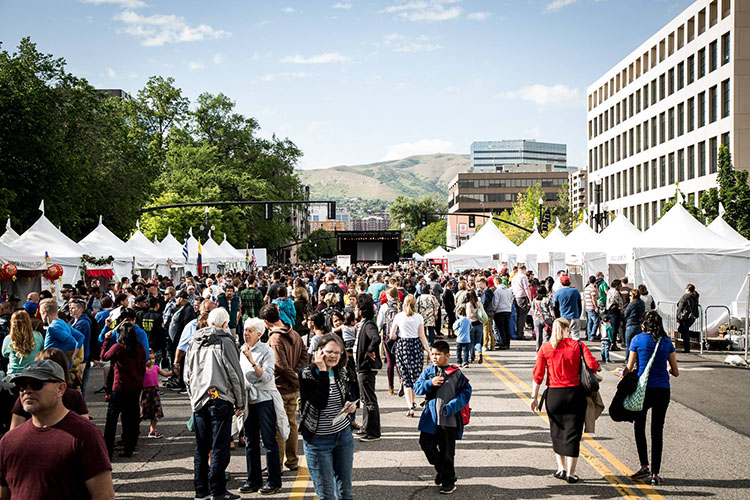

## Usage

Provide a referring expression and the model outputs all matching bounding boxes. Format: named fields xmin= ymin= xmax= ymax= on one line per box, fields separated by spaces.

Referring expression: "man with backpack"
xmin=377 ymin=287 xmax=401 ymax=395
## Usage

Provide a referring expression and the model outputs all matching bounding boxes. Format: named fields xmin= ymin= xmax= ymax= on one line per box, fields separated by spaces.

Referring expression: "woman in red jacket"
xmin=530 ymin=318 xmax=599 ymax=484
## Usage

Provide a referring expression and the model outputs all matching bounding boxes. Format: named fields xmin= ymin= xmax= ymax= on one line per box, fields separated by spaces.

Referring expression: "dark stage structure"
xmin=335 ymin=230 xmax=402 ymax=264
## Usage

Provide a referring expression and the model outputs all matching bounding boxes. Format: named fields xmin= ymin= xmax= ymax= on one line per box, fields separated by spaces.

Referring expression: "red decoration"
xmin=44 ymin=264 xmax=64 ymax=281
xmin=86 ymin=269 xmax=114 ymax=278
xmin=0 ymin=263 xmax=15 ymax=281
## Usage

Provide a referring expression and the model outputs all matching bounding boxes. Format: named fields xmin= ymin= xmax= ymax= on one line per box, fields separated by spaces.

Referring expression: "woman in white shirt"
xmin=390 ymin=294 xmax=430 ymax=417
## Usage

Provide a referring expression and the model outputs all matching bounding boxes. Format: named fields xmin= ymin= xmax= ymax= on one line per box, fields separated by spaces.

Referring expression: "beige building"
xmin=568 ymin=168 xmax=588 ymax=213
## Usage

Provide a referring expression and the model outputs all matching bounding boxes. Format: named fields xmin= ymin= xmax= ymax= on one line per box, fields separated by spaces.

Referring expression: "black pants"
xmin=419 ymin=427 xmax=457 ymax=487
xmin=357 ymin=371 xmax=380 ymax=438
xmin=678 ymin=319 xmax=695 ymax=353
xmin=607 ymin=312 xmax=621 ymax=347
xmin=494 ymin=312 xmax=511 ymax=348
xmin=104 ymin=391 xmax=141 ymax=457
xmin=633 ymin=388 xmax=670 ymax=474
xmin=515 ymin=300 xmax=530 ymax=340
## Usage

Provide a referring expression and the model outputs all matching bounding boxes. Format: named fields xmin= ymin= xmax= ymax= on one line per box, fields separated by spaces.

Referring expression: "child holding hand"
xmin=141 ymin=350 xmax=172 ymax=439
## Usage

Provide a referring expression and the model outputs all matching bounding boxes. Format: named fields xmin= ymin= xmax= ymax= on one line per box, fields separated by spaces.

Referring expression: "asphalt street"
xmin=85 ymin=336 xmax=750 ymax=500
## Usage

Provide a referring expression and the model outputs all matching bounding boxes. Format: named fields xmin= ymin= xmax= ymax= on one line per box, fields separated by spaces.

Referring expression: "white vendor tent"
xmin=708 ymin=215 xmax=749 ymax=247
xmin=0 ymin=219 xmax=19 ymax=245
xmin=424 ymin=246 xmax=449 ymax=259
xmin=79 ymin=217 xmax=156 ymax=280
xmin=203 ymin=232 xmax=238 ymax=267
xmin=412 ymin=252 xmax=425 ymax=262
xmin=447 ymin=221 xmax=517 ymax=272
xmin=8 ymin=213 xmax=84 ymax=285
xmin=220 ymin=234 xmax=247 ymax=270
xmin=127 ymin=229 xmax=172 ymax=278
xmin=634 ymin=203 xmax=750 ymax=334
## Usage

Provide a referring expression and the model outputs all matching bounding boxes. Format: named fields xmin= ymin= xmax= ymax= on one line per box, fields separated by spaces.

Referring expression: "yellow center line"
xmin=484 ymin=354 xmax=665 ymax=499
xmin=288 ymin=456 xmax=311 ymax=500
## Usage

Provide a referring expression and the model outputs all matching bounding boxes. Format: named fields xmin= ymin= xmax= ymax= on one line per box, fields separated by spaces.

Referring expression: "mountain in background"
xmin=298 ymin=153 xmax=469 ymax=203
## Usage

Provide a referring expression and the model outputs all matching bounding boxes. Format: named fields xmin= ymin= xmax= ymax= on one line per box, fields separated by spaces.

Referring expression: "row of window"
xmin=603 ymin=191 xmax=706 ymax=231
xmin=588 ymin=79 xmax=729 ymax=172
xmin=455 ymin=177 xmax=567 ymax=189
xmin=589 ymin=32 xmax=729 ymax=140
xmin=589 ymin=133 xmax=727 ymax=204
xmin=452 ymin=191 xmax=559 ymax=206
xmin=589 ymin=0 xmax=730 ymax=110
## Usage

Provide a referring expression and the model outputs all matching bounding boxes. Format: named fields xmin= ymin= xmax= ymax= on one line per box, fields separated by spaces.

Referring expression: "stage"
xmin=335 ymin=230 xmax=402 ymax=264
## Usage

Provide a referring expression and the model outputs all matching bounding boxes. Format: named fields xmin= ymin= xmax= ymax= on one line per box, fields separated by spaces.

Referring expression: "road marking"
xmin=483 ymin=353 xmax=665 ymax=500
xmin=288 ymin=457 xmax=310 ymax=500
xmin=678 ymin=367 xmax=714 ymax=371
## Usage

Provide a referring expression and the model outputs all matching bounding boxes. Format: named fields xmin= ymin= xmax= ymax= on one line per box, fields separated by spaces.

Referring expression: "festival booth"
xmin=535 ymin=221 xmax=567 ymax=279
xmin=183 ymin=229 xmax=218 ymax=275
xmin=78 ymin=217 xmax=157 ymax=282
xmin=555 ymin=220 xmax=607 ymax=290
xmin=0 ymin=240 xmax=47 ymax=300
xmin=516 ymin=223 xmax=544 ymax=275
xmin=597 ymin=213 xmax=645 ymax=282
xmin=447 ymin=221 xmax=517 ymax=273
xmin=149 ymin=229 xmax=188 ymax=279
xmin=424 ymin=246 xmax=449 ymax=260
xmin=203 ymin=232 xmax=238 ymax=272
xmin=0 ymin=219 xmax=19 ymax=245
xmin=708 ymin=215 xmax=750 ymax=247
xmin=8 ymin=213 xmax=84 ymax=296
xmin=126 ymin=229 xmax=172 ymax=279
xmin=219 ymin=234 xmax=248 ymax=270
xmin=634 ymin=203 xmax=750 ymax=338
xmin=412 ymin=252 xmax=425 ymax=262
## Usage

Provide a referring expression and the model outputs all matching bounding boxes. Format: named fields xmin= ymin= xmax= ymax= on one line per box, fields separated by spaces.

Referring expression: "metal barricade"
xmin=657 ymin=300 xmax=703 ymax=352
xmin=701 ymin=304 xmax=732 ymax=355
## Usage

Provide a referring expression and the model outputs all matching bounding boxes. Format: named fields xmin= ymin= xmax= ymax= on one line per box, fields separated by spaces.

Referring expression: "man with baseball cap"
xmin=553 ymin=275 xmax=583 ymax=340
xmin=0 ymin=360 xmax=114 ymax=499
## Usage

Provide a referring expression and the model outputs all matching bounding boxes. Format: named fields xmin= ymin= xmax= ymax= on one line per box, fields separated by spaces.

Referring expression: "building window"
xmin=698 ymin=92 xmax=706 ymax=127
xmin=651 ymin=117 xmax=657 ymax=147
xmin=678 ymin=149 xmax=685 ymax=182
xmin=629 ymin=166 xmax=635 ymax=195
xmin=710 ymin=40 xmax=718 ymax=72
xmin=709 ymin=85 xmax=718 ymax=123
xmin=677 ymin=61 xmax=685 ymax=90
xmin=629 ymin=94 xmax=634 ymax=117
xmin=643 ymin=84 xmax=649 ymax=109
xmin=687 ymin=55 xmax=695 ymax=84
xmin=722 ymin=131 xmax=730 ymax=148
xmin=659 ymin=74 xmax=666 ymax=100
xmin=660 ymin=156 xmax=666 ymax=187
xmin=644 ymin=203 xmax=650 ymax=229
xmin=616 ymin=172 xmax=621 ymax=198
xmin=651 ymin=79 xmax=657 ymax=105
xmin=637 ymin=164 xmax=642 ymax=192
xmin=678 ymin=103 xmax=685 ymax=136
xmin=699 ymin=141 xmax=706 ymax=176
xmin=659 ymin=112 xmax=666 ymax=144
xmin=698 ymin=48 xmax=706 ymax=78
xmin=651 ymin=159 xmax=658 ymax=189
xmin=668 ymin=107 xmax=675 ymax=140
xmin=722 ymin=32 xmax=730 ymax=65
xmin=629 ymin=128 xmax=634 ymax=156
xmin=688 ymin=145 xmax=695 ymax=179
xmin=722 ymin=79 xmax=730 ymax=118
xmin=669 ymin=153 xmax=675 ymax=184
xmin=688 ymin=97 xmax=695 ymax=132
xmin=636 ymin=89 xmax=642 ymax=113
xmin=710 ymin=137 xmax=718 ymax=173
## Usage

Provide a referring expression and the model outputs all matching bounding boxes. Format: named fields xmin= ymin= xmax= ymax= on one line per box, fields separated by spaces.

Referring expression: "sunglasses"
xmin=14 ymin=379 xmax=58 ymax=391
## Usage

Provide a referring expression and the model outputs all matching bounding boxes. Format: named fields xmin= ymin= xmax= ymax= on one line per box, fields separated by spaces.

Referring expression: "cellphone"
xmin=337 ymin=399 xmax=360 ymax=416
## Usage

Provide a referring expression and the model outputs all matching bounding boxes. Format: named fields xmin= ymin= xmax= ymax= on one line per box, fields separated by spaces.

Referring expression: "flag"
xmin=251 ymin=248 xmax=256 ymax=269
xmin=182 ymin=236 xmax=189 ymax=264
xmin=44 ymin=251 xmax=50 ymax=264
xmin=197 ymin=239 xmax=203 ymax=275
xmin=245 ymin=247 xmax=250 ymax=264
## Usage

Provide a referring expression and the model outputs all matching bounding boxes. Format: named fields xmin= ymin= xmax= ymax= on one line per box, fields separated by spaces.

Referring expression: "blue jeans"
xmin=303 ymin=428 xmax=354 ymax=500
xmin=625 ymin=324 xmax=641 ymax=351
xmin=601 ymin=338 xmax=611 ymax=362
xmin=509 ymin=303 xmax=517 ymax=339
xmin=456 ymin=342 xmax=471 ymax=364
xmin=586 ymin=309 xmax=600 ymax=341
xmin=470 ymin=323 xmax=483 ymax=361
xmin=244 ymin=399 xmax=281 ymax=488
xmin=193 ymin=399 xmax=233 ymax=497
xmin=426 ymin=326 xmax=435 ymax=346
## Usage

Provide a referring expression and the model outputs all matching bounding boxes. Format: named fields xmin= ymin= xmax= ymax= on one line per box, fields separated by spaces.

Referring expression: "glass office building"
xmin=470 ymin=140 xmax=567 ymax=170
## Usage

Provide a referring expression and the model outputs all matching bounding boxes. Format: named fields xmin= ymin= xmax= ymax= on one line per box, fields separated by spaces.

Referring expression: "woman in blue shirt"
xmin=624 ymin=310 xmax=679 ymax=486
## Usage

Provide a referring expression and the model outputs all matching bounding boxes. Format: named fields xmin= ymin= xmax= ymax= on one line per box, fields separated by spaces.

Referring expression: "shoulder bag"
xmin=623 ymin=338 xmax=662 ymax=411
xmin=579 ymin=341 xmax=600 ymax=395
xmin=476 ymin=302 xmax=489 ymax=324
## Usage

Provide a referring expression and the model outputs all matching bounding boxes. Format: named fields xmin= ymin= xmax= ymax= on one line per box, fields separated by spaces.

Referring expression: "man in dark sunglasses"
xmin=0 ymin=359 xmax=114 ymax=500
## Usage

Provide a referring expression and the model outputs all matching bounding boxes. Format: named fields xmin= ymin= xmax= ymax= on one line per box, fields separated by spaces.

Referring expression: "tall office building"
xmin=586 ymin=0 xmax=744 ymax=230
xmin=470 ymin=140 xmax=567 ymax=170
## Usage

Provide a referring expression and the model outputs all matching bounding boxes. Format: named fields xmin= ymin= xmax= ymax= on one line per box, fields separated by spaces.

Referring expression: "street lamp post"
xmin=538 ymin=197 xmax=544 ymax=233
xmin=593 ymin=179 xmax=609 ymax=233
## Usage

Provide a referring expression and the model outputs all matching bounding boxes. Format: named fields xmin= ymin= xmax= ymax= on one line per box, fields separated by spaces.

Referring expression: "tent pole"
xmin=745 ymin=273 xmax=749 ymax=362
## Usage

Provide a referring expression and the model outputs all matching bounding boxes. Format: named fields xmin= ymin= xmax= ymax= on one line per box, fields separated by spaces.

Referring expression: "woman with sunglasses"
xmin=299 ymin=334 xmax=356 ymax=500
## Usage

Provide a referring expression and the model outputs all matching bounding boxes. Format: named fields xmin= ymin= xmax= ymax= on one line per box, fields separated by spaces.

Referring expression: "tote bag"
xmin=623 ymin=338 xmax=662 ymax=412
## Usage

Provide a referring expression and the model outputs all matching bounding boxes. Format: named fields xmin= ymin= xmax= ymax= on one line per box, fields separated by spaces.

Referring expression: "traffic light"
xmin=264 ymin=203 xmax=272 ymax=220
xmin=468 ymin=215 xmax=476 ymax=228
xmin=327 ymin=201 xmax=336 ymax=220
xmin=420 ymin=213 xmax=427 ymax=227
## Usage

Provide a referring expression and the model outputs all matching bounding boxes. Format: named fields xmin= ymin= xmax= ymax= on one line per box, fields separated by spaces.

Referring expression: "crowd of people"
xmin=0 ymin=261 xmax=697 ymax=498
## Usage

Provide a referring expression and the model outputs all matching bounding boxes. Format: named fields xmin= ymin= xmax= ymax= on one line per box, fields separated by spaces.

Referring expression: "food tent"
xmin=203 ymin=232 xmax=238 ymax=269
xmin=78 ymin=217 xmax=156 ymax=280
xmin=412 ymin=252 xmax=425 ymax=262
xmin=424 ymin=246 xmax=449 ymax=260
xmin=516 ymin=223 xmax=544 ymax=275
xmin=220 ymin=234 xmax=247 ymax=269
xmin=447 ymin=221 xmax=517 ymax=272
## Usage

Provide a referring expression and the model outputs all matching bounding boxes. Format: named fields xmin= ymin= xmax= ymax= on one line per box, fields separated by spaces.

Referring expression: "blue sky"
xmin=1 ymin=0 xmax=694 ymax=170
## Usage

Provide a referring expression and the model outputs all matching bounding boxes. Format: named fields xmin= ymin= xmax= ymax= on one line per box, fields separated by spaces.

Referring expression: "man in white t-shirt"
xmin=510 ymin=265 xmax=531 ymax=341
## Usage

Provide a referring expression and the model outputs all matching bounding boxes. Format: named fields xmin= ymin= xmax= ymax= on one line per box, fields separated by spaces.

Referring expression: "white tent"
xmin=707 ymin=216 xmax=749 ymax=247
xmin=220 ymin=234 xmax=247 ymax=269
xmin=516 ymin=224 xmax=544 ymax=275
xmin=0 ymin=219 xmax=19 ymax=245
xmin=424 ymin=246 xmax=449 ymax=259
xmin=0 ymin=240 xmax=44 ymax=270
xmin=203 ymin=232 xmax=238 ymax=266
xmin=412 ymin=252 xmax=425 ymax=262
xmin=79 ymin=217 xmax=156 ymax=280
xmin=447 ymin=221 xmax=517 ymax=272
xmin=8 ymin=214 xmax=84 ymax=285
xmin=634 ymin=203 xmax=750 ymax=333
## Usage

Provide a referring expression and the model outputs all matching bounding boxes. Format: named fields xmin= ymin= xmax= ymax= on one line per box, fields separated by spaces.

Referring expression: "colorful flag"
xmin=245 ymin=247 xmax=250 ymax=264
xmin=251 ymin=248 xmax=256 ymax=269
xmin=44 ymin=251 xmax=50 ymax=264
xmin=197 ymin=239 xmax=203 ymax=275
xmin=182 ymin=236 xmax=189 ymax=264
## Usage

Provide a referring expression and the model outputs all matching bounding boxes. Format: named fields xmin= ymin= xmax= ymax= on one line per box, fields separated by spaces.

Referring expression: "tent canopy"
xmin=707 ymin=215 xmax=749 ymax=247
xmin=220 ymin=234 xmax=245 ymax=260
xmin=641 ymin=203 xmax=739 ymax=251
xmin=424 ymin=246 xmax=448 ymax=259
xmin=0 ymin=218 xmax=19 ymax=245
xmin=448 ymin=221 xmax=517 ymax=271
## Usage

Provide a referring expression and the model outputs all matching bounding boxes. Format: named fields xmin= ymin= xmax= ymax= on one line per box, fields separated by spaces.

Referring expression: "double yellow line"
xmin=482 ymin=354 xmax=664 ymax=500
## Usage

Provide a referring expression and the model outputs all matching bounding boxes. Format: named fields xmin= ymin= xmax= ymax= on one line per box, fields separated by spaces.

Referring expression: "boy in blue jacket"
xmin=414 ymin=340 xmax=472 ymax=495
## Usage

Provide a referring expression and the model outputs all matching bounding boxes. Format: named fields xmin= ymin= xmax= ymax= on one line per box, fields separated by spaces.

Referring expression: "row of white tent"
xmin=0 ymin=213 xmax=267 ymax=286
xmin=427 ymin=203 xmax=750 ymax=330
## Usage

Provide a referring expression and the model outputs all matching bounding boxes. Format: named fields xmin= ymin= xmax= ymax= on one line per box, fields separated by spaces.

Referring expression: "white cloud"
xmin=382 ymin=0 xmax=462 ymax=22
xmin=212 ymin=53 xmax=224 ymax=64
xmin=332 ymin=2 xmax=352 ymax=8
xmin=466 ymin=11 xmax=490 ymax=20
xmin=107 ymin=67 xmax=116 ymax=78
xmin=281 ymin=52 xmax=351 ymax=64
xmin=188 ymin=61 xmax=205 ymax=70
xmin=380 ymin=33 xmax=441 ymax=53
xmin=281 ymin=7 xmax=295 ymax=13
xmin=496 ymin=84 xmax=581 ymax=107
xmin=113 ymin=10 xmax=231 ymax=46
xmin=81 ymin=0 xmax=146 ymax=8
xmin=381 ymin=139 xmax=454 ymax=161
xmin=252 ymin=72 xmax=309 ymax=84
xmin=544 ymin=0 xmax=575 ymax=13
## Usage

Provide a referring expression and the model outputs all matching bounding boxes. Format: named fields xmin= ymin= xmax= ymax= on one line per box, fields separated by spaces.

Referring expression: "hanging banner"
xmin=336 ymin=255 xmax=352 ymax=270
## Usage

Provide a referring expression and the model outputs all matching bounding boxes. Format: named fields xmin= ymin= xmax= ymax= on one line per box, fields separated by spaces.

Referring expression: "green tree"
xmin=660 ymin=185 xmax=703 ymax=221
xmin=493 ymin=184 xmax=547 ymax=245
xmin=552 ymin=182 xmax=578 ymax=233
xmin=415 ymin=219 xmax=447 ymax=254
xmin=388 ymin=194 xmax=444 ymax=234
xmin=698 ymin=145 xmax=750 ymax=237
xmin=297 ymin=229 xmax=337 ymax=262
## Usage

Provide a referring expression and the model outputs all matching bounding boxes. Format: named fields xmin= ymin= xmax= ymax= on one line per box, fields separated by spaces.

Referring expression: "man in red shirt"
xmin=0 ymin=359 xmax=113 ymax=500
